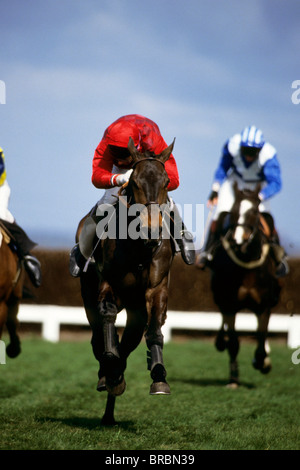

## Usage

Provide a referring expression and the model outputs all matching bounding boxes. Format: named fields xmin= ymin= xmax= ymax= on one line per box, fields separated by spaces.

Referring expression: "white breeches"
xmin=213 ymin=173 xmax=271 ymax=220
xmin=0 ymin=181 xmax=14 ymax=223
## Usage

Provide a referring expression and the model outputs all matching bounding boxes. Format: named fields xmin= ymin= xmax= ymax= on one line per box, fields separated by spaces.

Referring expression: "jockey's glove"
xmin=208 ymin=190 xmax=218 ymax=202
xmin=112 ymin=169 xmax=133 ymax=186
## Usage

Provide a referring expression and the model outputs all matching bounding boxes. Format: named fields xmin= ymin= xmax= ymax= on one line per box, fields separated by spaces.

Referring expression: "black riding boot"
xmin=270 ymin=235 xmax=289 ymax=278
xmin=168 ymin=202 xmax=195 ymax=265
xmin=196 ymin=222 xmax=218 ymax=269
xmin=0 ymin=219 xmax=42 ymax=287
xmin=69 ymin=205 xmax=100 ymax=277
xmin=23 ymin=255 xmax=42 ymax=287
xmin=196 ymin=212 xmax=230 ymax=269
xmin=261 ymin=213 xmax=289 ymax=278
xmin=69 ymin=243 xmax=87 ymax=277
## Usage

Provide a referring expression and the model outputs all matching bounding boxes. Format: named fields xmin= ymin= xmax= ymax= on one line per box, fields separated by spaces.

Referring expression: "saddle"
xmin=0 ymin=221 xmax=13 ymax=247
xmin=0 ymin=219 xmax=36 ymax=256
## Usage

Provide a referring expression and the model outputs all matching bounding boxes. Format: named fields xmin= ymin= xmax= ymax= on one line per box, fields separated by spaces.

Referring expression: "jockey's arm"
xmin=259 ymin=155 xmax=282 ymax=201
xmin=207 ymin=143 xmax=233 ymax=207
xmin=92 ymin=145 xmax=121 ymax=189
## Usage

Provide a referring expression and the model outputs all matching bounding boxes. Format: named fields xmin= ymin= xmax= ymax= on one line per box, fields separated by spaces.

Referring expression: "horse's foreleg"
xmin=80 ymin=272 xmax=120 ymax=422
xmin=145 ymin=281 xmax=170 ymax=395
xmin=80 ymin=268 xmax=106 ymax=385
xmin=98 ymin=282 xmax=126 ymax=397
xmin=253 ymin=310 xmax=272 ymax=374
xmin=0 ymin=302 xmax=8 ymax=340
xmin=221 ymin=313 xmax=240 ymax=388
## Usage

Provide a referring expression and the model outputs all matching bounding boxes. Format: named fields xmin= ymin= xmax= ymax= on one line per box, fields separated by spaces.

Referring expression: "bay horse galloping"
xmin=209 ymin=183 xmax=282 ymax=387
xmin=78 ymin=137 xmax=175 ymax=424
xmin=0 ymin=225 xmax=24 ymax=360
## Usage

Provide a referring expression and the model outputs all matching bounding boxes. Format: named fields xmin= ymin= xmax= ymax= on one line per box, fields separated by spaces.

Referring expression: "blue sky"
xmin=1 ymin=0 xmax=299 ymax=254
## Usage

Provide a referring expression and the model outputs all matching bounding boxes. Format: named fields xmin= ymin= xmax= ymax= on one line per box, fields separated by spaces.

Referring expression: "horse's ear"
xmin=127 ymin=137 xmax=140 ymax=161
xmin=158 ymin=138 xmax=175 ymax=164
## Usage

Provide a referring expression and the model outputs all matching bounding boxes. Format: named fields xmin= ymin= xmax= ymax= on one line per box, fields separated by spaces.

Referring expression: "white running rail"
xmin=17 ymin=304 xmax=300 ymax=348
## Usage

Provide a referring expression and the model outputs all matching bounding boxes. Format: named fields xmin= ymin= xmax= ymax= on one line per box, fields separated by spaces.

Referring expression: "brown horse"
xmin=0 ymin=227 xmax=24 ymax=360
xmin=209 ymin=183 xmax=282 ymax=387
xmin=77 ymin=137 xmax=175 ymax=424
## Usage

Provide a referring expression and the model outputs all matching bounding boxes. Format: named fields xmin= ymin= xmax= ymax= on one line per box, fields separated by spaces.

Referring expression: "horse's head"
xmin=228 ymin=182 xmax=262 ymax=255
xmin=125 ymin=136 xmax=175 ymax=243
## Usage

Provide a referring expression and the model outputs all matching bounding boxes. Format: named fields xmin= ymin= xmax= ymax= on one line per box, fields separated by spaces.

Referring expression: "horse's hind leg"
xmin=119 ymin=308 xmax=147 ymax=366
xmin=5 ymin=299 xmax=21 ymax=358
xmin=253 ymin=309 xmax=272 ymax=374
xmin=101 ymin=394 xmax=117 ymax=426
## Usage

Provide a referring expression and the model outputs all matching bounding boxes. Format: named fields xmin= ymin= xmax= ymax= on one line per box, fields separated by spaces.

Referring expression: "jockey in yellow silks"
xmin=0 ymin=147 xmax=41 ymax=287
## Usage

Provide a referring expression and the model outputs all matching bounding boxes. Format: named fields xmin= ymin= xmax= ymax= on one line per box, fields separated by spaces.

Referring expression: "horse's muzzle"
xmin=139 ymin=204 xmax=163 ymax=242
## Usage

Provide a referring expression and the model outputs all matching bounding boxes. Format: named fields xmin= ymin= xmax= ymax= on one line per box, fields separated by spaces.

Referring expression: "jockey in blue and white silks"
xmin=211 ymin=126 xmax=281 ymax=218
xmin=197 ymin=126 xmax=288 ymax=277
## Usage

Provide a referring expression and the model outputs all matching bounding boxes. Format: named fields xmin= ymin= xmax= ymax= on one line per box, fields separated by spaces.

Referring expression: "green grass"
xmin=0 ymin=335 xmax=299 ymax=450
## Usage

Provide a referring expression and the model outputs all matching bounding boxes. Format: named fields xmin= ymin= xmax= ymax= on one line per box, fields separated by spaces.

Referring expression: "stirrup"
xmin=196 ymin=251 xmax=213 ymax=270
xmin=275 ymin=258 xmax=289 ymax=278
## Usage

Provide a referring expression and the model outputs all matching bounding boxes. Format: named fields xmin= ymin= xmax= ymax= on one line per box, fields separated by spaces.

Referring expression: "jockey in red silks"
xmin=92 ymin=114 xmax=179 ymax=194
xmin=69 ymin=114 xmax=195 ymax=276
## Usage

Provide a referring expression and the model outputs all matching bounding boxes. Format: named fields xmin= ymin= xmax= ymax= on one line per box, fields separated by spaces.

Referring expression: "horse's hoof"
xmin=252 ymin=356 xmax=272 ymax=374
xmin=106 ymin=376 xmax=126 ymax=396
xmin=260 ymin=357 xmax=272 ymax=375
xmin=6 ymin=343 xmax=21 ymax=358
xmin=97 ymin=376 xmax=107 ymax=392
xmin=101 ymin=415 xmax=117 ymax=426
xmin=226 ymin=382 xmax=239 ymax=390
xmin=150 ymin=381 xmax=171 ymax=395
xmin=215 ymin=337 xmax=227 ymax=352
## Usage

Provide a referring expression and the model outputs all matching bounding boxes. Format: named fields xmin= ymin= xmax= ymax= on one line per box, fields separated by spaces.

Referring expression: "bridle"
xmin=131 ymin=156 xmax=165 ymax=169
xmin=221 ymin=196 xmax=270 ymax=268
xmin=119 ymin=157 xmax=167 ymax=209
